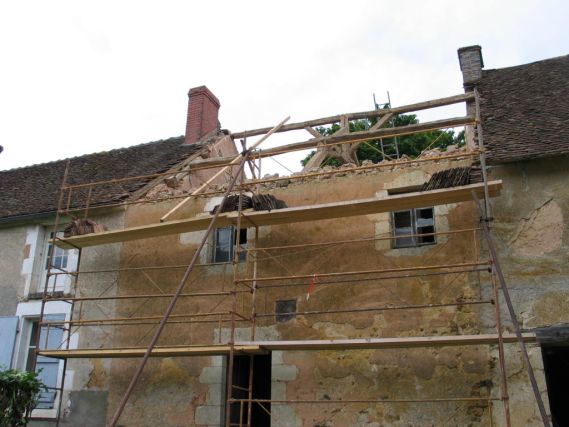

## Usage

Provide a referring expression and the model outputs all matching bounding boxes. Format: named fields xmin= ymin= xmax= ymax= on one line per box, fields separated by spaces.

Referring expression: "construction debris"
xmin=64 ymin=218 xmax=107 ymax=237
xmin=422 ymin=167 xmax=472 ymax=191
xmin=210 ymin=194 xmax=287 ymax=214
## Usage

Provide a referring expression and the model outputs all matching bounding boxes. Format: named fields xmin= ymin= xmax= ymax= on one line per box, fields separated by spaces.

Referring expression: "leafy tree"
xmin=301 ymin=111 xmax=465 ymax=167
xmin=0 ymin=369 xmax=45 ymax=427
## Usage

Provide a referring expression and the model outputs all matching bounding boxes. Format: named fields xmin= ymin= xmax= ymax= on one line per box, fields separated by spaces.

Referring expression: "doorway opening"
xmin=228 ymin=354 xmax=271 ymax=426
xmin=541 ymin=345 xmax=569 ymax=426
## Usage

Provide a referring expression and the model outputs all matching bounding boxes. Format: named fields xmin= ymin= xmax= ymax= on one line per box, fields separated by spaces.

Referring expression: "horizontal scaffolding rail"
xmin=55 ymin=181 xmax=501 ymax=249
xmin=38 ymin=333 xmax=537 ymax=359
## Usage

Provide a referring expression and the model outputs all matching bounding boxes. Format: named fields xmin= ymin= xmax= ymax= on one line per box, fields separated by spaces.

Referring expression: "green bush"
xmin=0 ymin=369 xmax=46 ymax=427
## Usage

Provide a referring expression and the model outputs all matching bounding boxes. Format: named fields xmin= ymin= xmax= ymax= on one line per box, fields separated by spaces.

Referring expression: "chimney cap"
xmin=188 ymin=85 xmax=220 ymax=108
xmin=457 ymin=45 xmax=484 ymax=70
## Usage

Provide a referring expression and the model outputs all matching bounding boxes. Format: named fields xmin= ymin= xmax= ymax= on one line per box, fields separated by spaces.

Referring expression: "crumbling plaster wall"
xmin=483 ymin=156 xmax=569 ymax=426
xmin=0 ymin=209 xmax=124 ymax=426
xmin=0 ymin=224 xmax=28 ymax=316
xmin=31 ymin=209 xmax=126 ymax=427
xmin=99 ymin=157 xmax=511 ymax=426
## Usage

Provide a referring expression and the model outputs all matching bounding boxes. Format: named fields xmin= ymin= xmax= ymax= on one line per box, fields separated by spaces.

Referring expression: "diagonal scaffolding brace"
xmin=107 ymin=153 xmax=250 ymax=427
xmin=473 ymin=191 xmax=551 ymax=427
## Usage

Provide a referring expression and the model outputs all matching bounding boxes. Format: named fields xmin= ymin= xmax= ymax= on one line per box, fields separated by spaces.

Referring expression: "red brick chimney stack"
xmin=184 ymin=85 xmax=221 ymax=145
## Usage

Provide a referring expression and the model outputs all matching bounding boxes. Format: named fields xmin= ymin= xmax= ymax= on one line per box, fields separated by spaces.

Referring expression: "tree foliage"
xmin=0 ymin=369 xmax=45 ymax=427
xmin=301 ymin=111 xmax=465 ymax=167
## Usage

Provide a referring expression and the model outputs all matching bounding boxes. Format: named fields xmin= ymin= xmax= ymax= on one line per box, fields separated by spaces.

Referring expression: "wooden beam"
xmin=55 ymin=181 xmax=502 ymax=249
xmin=256 ymin=115 xmax=475 ymax=158
xmin=38 ymin=344 xmax=264 ymax=359
xmin=38 ymin=332 xmax=536 ymax=359
xmin=159 ymin=116 xmax=290 ymax=222
xmin=369 ymin=112 xmax=394 ymax=131
xmin=248 ymin=333 xmax=537 ymax=351
xmin=189 ymin=156 xmax=235 ymax=168
xmin=232 ymin=93 xmax=474 ymax=139
xmin=304 ymin=126 xmax=322 ymax=138
xmin=185 ymin=116 xmax=475 ymax=173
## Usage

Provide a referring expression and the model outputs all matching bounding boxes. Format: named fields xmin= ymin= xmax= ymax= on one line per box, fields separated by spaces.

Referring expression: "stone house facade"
xmin=0 ymin=46 xmax=568 ymax=426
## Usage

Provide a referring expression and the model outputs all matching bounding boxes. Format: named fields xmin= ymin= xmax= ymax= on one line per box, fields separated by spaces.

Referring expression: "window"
xmin=213 ymin=227 xmax=247 ymax=263
xmin=39 ymin=230 xmax=78 ymax=294
xmin=46 ymin=232 xmax=69 ymax=270
xmin=392 ymin=207 xmax=436 ymax=248
xmin=275 ymin=300 xmax=297 ymax=323
xmin=23 ymin=315 xmax=66 ymax=410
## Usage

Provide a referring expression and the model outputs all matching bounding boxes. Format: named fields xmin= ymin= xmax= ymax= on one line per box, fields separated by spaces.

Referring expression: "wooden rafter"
xmin=232 ymin=92 xmax=474 ymax=139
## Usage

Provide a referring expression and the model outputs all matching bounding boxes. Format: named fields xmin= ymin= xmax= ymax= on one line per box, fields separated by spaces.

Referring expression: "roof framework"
xmin=33 ymin=91 xmax=550 ymax=427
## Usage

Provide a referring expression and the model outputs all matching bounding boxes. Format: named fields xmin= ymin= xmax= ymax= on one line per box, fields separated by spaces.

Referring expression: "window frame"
xmin=38 ymin=229 xmax=79 ymax=295
xmin=14 ymin=301 xmax=72 ymax=420
xmin=391 ymin=207 xmax=437 ymax=249
xmin=212 ymin=226 xmax=247 ymax=264
xmin=23 ymin=316 xmax=66 ymax=410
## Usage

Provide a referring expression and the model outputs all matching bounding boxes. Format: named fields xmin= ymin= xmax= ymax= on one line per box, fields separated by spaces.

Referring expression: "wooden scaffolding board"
xmin=38 ymin=344 xmax=264 ymax=359
xmin=39 ymin=333 xmax=535 ymax=359
xmin=56 ymin=180 xmax=502 ymax=249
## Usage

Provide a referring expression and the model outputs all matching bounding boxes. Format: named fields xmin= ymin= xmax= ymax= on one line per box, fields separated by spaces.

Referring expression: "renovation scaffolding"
xmin=33 ymin=91 xmax=550 ymax=427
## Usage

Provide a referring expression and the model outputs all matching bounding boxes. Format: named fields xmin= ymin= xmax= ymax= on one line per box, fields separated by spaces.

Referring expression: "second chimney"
xmin=184 ymin=85 xmax=220 ymax=145
xmin=457 ymin=45 xmax=484 ymax=87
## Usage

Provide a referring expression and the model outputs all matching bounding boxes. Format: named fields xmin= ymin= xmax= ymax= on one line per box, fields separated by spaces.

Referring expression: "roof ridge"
xmin=0 ymin=135 xmax=187 ymax=173
xmin=483 ymin=53 xmax=569 ymax=74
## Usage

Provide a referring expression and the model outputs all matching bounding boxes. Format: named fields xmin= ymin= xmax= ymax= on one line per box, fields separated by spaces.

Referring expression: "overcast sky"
xmin=0 ymin=0 xmax=567 ymax=176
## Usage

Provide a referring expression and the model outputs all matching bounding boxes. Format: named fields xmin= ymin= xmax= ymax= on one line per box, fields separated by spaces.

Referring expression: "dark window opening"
xmin=275 ymin=299 xmax=297 ymax=323
xmin=392 ymin=207 xmax=436 ymax=248
xmin=542 ymin=345 xmax=569 ymax=426
xmin=213 ymin=227 xmax=247 ymax=263
xmin=228 ymin=354 xmax=271 ymax=426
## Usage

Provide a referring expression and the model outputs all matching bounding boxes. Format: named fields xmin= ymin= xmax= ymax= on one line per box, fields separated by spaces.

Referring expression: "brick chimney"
xmin=184 ymin=85 xmax=220 ymax=144
xmin=457 ymin=45 xmax=484 ymax=87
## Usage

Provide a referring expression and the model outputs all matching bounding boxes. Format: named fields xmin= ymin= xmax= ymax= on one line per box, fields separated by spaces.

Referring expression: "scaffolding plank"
xmin=38 ymin=345 xmax=264 ymax=359
xmin=56 ymin=180 xmax=502 ymax=249
xmin=250 ymin=333 xmax=536 ymax=351
xmin=38 ymin=333 xmax=535 ymax=359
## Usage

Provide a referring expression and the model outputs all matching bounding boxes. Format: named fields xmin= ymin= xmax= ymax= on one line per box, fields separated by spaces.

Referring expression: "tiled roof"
xmin=477 ymin=54 xmax=569 ymax=164
xmin=0 ymin=137 xmax=205 ymax=220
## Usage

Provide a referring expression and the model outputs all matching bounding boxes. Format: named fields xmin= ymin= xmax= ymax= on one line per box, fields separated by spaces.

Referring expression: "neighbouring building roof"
xmin=0 ymin=137 xmax=205 ymax=220
xmin=478 ymin=54 xmax=569 ymax=164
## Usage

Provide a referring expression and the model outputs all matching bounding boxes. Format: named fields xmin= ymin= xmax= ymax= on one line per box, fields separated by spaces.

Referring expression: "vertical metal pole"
xmin=108 ymin=156 xmax=249 ymax=427
xmin=55 ymin=246 xmax=83 ymax=427
xmin=491 ymin=269 xmax=511 ymax=427
xmin=33 ymin=161 xmax=71 ymax=374
xmin=226 ymin=157 xmax=247 ymax=427
xmin=54 ymin=358 xmax=68 ymax=427
xmin=473 ymin=192 xmax=551 ymax=427
xmin=84 ymin=185 xmax=93 ymax=219
xmin=474 ymin=88 xmax=492 ymax=220
xmin=251 ymin=226 xmax=259 ymax=341
xmin=246 ymin=355 xmax=255 ymax=427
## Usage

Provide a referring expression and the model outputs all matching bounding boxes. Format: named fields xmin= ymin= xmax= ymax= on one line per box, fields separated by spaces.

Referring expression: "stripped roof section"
xmin=477 ymin=54 xmax=569 ymax=164
xmin=0 ymin=137 xmax=204 ymax=220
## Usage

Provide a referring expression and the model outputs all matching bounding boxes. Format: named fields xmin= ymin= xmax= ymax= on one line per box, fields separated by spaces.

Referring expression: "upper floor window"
xmin=213 ymin=227 xmax=247 ymax=263
xmin=392 ymin=207 xmax=436 ymax=248
xmin=39 ymin=229 xmax=78 ymax=295
xmin=45 ymin=231 xmax=69 ymax=270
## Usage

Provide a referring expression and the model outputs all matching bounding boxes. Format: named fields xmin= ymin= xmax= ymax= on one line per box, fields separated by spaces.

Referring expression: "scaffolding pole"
xmin=107 ymin=154 xmax=250 ymax=427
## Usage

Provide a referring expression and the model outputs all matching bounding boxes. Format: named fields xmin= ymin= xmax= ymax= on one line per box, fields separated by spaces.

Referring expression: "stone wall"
xmin=483 ymin=156 xmax=569 ymax=426
xmin=92 ymin=157 xmax=512 ymax=426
